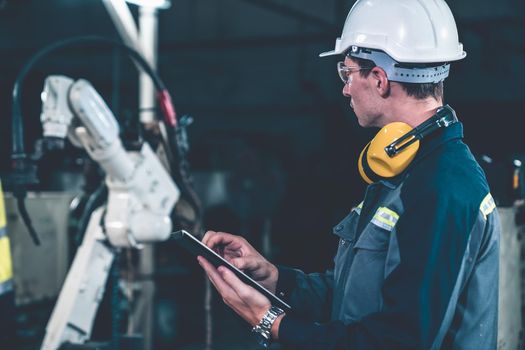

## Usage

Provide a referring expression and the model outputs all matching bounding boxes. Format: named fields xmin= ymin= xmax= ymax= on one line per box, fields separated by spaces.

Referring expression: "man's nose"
xmin=342 ymin=83 xmax=351 ymax=97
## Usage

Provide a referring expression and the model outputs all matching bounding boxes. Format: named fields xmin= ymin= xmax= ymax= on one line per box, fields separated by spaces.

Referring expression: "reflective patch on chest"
xmin=370 ymin=206 xmax=399 ymax=231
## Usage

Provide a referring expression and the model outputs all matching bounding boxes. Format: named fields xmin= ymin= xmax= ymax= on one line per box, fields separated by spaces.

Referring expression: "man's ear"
xmin=371 ymin=67 xmax=390 ymax=97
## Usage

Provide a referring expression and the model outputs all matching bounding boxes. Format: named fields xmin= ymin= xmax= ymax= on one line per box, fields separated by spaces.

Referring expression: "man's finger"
xmin=198 ymin=256 xmax=222 ymax=283
xmin=198 ymin=256 xmax=239 ymax=300
xmin=204 ymin=232 xmax=240 ymax=250
xmin=202 ymin=231 xmax=217 ymax=245
xmin=222 ymin=242 xmax=244 ymax=254
xmin=218 ymin=266 xmax=259 ymax=300
xmin=230 ymin=256 xmax=259 ymax=271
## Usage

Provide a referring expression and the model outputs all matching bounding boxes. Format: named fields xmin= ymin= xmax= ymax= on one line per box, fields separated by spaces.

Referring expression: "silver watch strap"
xmin=252 ymin=306 xmax=285 ymax=342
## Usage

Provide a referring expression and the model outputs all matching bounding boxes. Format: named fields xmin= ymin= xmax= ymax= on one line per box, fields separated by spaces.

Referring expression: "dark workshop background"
xmin=0 ymin=0 xmax=524 ymax=349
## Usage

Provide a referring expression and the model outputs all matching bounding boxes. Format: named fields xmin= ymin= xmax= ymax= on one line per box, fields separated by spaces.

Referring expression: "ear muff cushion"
xmin=359 ymin=122 xmax=420 ymax=183
xmin=358 ymin=143 xmax=375 ymax=184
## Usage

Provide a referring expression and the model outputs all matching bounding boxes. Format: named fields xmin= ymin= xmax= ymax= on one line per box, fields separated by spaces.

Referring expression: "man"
xmin=198 ymin=0 xmax=500 ymax=348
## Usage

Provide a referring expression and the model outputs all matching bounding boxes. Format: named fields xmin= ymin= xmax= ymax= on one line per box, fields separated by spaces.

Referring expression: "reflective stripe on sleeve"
xmin=480 ymin=193 xmax=496 ymax=220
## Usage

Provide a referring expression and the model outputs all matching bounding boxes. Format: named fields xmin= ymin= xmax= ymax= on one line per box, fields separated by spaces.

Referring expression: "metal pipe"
xmin=138 ymin=6 xmax=158 ymax=124
xmin=101 ymin=0 xmax=140 ymax=49
xmin=137 ymin=8 xmax=159 ymax=348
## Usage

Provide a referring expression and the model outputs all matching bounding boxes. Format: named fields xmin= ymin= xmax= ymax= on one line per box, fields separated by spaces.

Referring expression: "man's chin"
xmin=355 ymin=114 xmax=370 ymax=127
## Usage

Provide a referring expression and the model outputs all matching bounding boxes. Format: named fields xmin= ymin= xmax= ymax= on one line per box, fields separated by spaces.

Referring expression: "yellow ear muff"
xmin=358 ymin=144 xmax=374 ymax=184
xmin=358 ymin=122 xmax=420 ymax=184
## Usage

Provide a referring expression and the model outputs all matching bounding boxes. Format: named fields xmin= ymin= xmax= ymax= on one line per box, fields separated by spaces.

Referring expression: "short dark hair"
xmin=350 ymin=56 xmax=444 ymax=101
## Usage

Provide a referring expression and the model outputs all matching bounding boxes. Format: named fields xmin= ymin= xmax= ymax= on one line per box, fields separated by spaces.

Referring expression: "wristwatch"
xmin=252 ymin=305 xmax=285 ymax=348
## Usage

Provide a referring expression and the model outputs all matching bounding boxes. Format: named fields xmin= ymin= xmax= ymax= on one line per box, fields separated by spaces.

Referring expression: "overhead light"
xmin=124 ymin=0 xmax=171 ymax=9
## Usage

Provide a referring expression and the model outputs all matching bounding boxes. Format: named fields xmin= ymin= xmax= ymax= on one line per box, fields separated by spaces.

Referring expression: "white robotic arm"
xmin=41 ymin=75 xmax=179 ymax=247
xmin=40 ymin=75 xmax=180 ymax=349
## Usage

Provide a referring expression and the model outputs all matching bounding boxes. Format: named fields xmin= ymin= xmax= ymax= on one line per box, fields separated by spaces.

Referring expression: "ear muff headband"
xmin=385 ymin=105 xmax=458 ymax=157
xmin=358 ymin=105 xmax=458 ymax=184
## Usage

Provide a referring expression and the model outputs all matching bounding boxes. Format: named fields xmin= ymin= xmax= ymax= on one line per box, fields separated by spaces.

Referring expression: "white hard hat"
xmin=320 ymin=0 xmax=466 ymax=64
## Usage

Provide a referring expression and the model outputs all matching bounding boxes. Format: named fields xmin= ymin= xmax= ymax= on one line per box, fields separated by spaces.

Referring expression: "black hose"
xmin=167 ymin=120 xmax=203 ymax=236
xmin=14 ymin=190 xmax=40 ymax=246
xmin=75 ymin=184 xmax=108 ymax=249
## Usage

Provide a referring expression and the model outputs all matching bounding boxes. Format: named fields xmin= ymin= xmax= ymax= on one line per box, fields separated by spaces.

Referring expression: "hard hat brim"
xmin=319 ymin=50 xmax=340 ymax=58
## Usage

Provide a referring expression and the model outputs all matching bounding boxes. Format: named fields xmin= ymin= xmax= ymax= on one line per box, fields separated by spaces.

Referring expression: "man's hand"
xmin=198 ymin=256 xmax=272 ymax=327
xmin=202 ymin=231 xmax=279 ymax=293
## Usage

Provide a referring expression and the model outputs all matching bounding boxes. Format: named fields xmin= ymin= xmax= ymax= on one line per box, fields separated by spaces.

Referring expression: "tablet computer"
xmin=171 ymin=230 xmax=291 ymax=312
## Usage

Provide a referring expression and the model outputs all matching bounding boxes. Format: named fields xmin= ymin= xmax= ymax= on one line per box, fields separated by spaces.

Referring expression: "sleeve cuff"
xmin=275 ymin=265 xmax=300 ymax=302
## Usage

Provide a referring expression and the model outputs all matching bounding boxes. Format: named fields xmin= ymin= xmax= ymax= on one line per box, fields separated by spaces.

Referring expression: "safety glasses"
xmin=337 ymin=61 xmax=373 ymax=84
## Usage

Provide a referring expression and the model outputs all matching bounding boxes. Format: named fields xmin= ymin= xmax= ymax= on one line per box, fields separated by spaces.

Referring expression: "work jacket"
xmin=276 ymin=121 xmax=500 ymax=349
